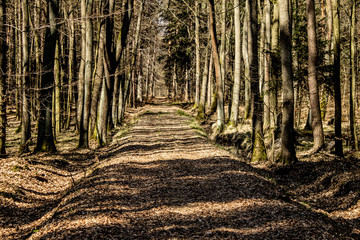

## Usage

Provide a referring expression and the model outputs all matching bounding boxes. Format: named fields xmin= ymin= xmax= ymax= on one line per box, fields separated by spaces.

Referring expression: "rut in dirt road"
xmin=27 ymin=104 xmax=346 ymax=239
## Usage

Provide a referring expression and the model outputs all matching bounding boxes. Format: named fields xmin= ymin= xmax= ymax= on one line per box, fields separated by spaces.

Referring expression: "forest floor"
xmin=0 ymin=98 xmax=359 ymax=239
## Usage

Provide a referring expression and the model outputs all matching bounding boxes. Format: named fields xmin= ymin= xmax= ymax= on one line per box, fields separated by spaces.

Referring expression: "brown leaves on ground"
xmin=0 ymin=100 xmax=358 ymax=239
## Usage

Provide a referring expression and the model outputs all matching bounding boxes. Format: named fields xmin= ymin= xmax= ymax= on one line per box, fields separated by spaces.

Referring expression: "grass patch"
xmin=177 ymin=110 xmax=193 ymax=119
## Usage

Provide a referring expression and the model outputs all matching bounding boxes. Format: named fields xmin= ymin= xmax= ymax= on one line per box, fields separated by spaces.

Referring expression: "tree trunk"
xmin=263 ymin=0 xmax=271 ymax=131
xmin=20 ymin=0 xmax=31 ymax=153
xmin=278 ymin=0 xmax=297 ymax=164
xmin=242 ymin=13 xmax=251 ymax=120
xmin=198 ymin=45 xmax=210 ymax=120
xmin=65 ymin=6 xmax=75 ymax=130
xmin=35 ymin=0 xmax=58 ymax=153
xmin=248 ymin=0 xmax=267 ymax=162
xmin=350 ymin=0 xmax=358 ymax=150
xmin=270 ymin=0 xmax=279 ymax=131
xmin=0 ymin=1 xmax=6 ymax=156
xmin=77 ymin=0 xmax=86 ymax=132
xmin=229 ymin=0 xmax=241 ymax=126
xmin=54 ymin=38 xmax=61 ymax=135
xmin=208 ymin=0 xmax=225 ymax=131
xmin=332 ymin=0 xmax=343 ymax=156
xmin=194 ymin=0 xmax=201 ymax=107
xmin=307 ymin=0 xmax=324 ymax=151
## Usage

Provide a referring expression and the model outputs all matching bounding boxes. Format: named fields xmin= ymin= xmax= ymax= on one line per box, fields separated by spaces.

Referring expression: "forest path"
xmin=26 ymin=100 xmax=346 ymax=239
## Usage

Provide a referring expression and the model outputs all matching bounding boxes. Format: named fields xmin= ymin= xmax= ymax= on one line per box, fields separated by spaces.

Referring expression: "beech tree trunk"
xmin=332 ymin=0 xmax=343 ymax=156
xmin=229 ymin=0 xmax=241 ymax=126
xmin=350 ymin=0 xmax=358 ymax=150
xmin=278 ymin=0 xmax=297 ymax=164
xmin=248 ymin=0 xmax=267 ymax=162
xmin=35 ymin=0 xmax=59 ymax=153
xmin=208 ymin=0 xmax=225 ymax=131
xmin=307 ymin=0 xmax=324 ymax=151
xmin=20 ymin=0 xmax=31 ymax=153
xmin=0 ymin=1 xmax=6 ymax=155
xmin=194 ymin=0 xmax=201 ymax=106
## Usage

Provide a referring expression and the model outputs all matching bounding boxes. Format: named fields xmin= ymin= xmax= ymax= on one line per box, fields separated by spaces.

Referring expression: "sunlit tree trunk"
xmin=350 ymin=0 xmax=358 ymax=150
xmin=229 ymin=0 xmax=241 ymax=126
xmin=77 ymin=0 xmax=86 ymax=132
xmin=263 ymin=0 xmax=271 ymax=131
xmin=332 ymin=0 xmax=343 ymax=156
xmin=198 ymin=45 xmax=210 ymax=120
xmin=0 ymin=1 xmax=7 ymax=156
xmin=54 ymin=38 xmax=61 ymax=135
xmin=20 ymin=0 xmax=31 ymax=153
xmin=277 ymin=0 xmax=297 ymax=164
xmin=270 ymin=1 xmax=279 ymax=131
xmin=194 ymin=0 xmax=201 ymax=106
xmin=307 ymin=0 xmax=324 ymax=152
xmin=248 ymin=0 xmax=267 ymax=162
xmin=243 ymin=11 xmax=251 ymax=120
xmin=208 ymin=0 xmax=225 ymax=131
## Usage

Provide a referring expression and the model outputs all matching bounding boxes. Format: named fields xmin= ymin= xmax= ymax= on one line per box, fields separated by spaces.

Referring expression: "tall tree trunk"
xmin=198 ymin=45 xmax=210 ymax=120
xmin=194 ymin=0 xmax=201 ymax=106
xmin=20 ymin=0 xmax=31 ymax=153
xmin=0 ymin=0 xmax=7 ymax=156
xmin=350 ymin=0 xmax=358 ymax=150
xmin=229 ymin=0 xmax=241 ymax=126
xmin=78 ymin=0 xmax=94 ymax=148
xmin=270 ymin=0 xmax=279 ymax=131
xmin=243 ymin=12 xmax=251 ymax=120
xmin=263 ymin=0 xmax=271 ymax=131
xmin=332 ymin=0 xmax=343 ymax=156
xmin=54 ymin=38 xmax=61 ymax=135
xmin=307 ymin=0 xmax=324 ymax=152
xmin=208 ymin=0 xmax=225 ymax=131
xmin=220 ymin=0 xmax=226 ymax=96
xmin=77 ymin=0 xmax=86 ymax=132
xmin=65 ymin=6 xmax=75 ymax=130
xmin=35 ymin=0 xmax=59 ymax=153
xmin=248 ymin=0 xmax=267 ymax=162
xmin=278 ymin=0 xmax=297 ymax=164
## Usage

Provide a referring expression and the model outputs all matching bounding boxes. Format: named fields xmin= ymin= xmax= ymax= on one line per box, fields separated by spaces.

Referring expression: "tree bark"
xmin=35 ymin=0 xmax=59 ymax=153
xmin=278 ymin=0 xmax=297 ymax=164
xmin=307 ymin=0 xmax=324 ymax=152
xmin=0 ymin=1 xmax=7 ymax=156
xmin=229 ymin=0 xmax=241 ymax=126
xmin=350 ymin=0 xmax=358 ymax=150
xmin=332 ymin=0 xmax=343 ymax=156
xmin=198 ymin=45 xmax=210 ymax=120
xmin=248 ymin=0 xmax=267 ymax=162
xmin=242 ymin=12 xmax=251 ymax=120
xmin=208 ymin=0 xmax=225 ymax=131
xmin=20 ymin=0 xmax=31 ymax=153
xmin=263 ymin=0 xmax=271 ymax=131
xmin=194 ymin=0 xmax=201 ymax=106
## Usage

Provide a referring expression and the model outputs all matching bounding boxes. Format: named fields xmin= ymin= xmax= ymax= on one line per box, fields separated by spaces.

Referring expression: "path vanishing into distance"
xmin=2 ymin=100 xmax=352 ymax=239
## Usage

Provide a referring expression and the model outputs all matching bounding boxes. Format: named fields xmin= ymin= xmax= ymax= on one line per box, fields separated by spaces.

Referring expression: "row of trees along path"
xmin=1 ymin=99 xmax=352 ymax=239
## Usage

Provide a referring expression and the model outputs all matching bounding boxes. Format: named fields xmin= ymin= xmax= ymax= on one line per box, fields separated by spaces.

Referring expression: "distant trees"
xmin=0 ymin=0 xmax=358 ymax=164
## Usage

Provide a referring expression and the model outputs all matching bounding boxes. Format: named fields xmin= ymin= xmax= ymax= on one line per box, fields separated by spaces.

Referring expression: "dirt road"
xmin=1 ymin=102 xmax=352 ymax=239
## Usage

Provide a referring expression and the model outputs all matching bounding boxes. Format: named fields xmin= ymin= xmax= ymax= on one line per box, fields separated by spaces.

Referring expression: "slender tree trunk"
xmin=271 ymin=1 xmax=279 ymax=131
xmin=208 ymin=0 xmax=225 ymax=131
xmin=332 ymin=0 xmax=343 ymax=156
xmin=20 ymin=0 xmax=31 ymax=153
xmin=248 ymin=0 xmax=267 ymax=162
xmin=198 ymin=45 xmax=210 ymax=120
xmin=35 ymin=0 xmax=59 ymax=153
xmin=90 ymin=19 xmax=105 ymax=137
xmin=77 ymin=0 xmax=86 ymax=132
xmin=278 ymin=0 xmax=297 ymax=164
xmin=54 ymin=38 xmax=61 ymax=134
xmin=0 ymin=1 xmax=6 ymax=156
xmin=220 ymin=0 xmax=226 ymax=95
xmin=65 ymin=6 xmax=75 ymax=130
xmin=194 ymin=0 xmax=201 ymax=106
xmin=263 ymin=0 xmax=271 ymax=131
xmin=350 ymin=0 xmax=358 ymax=150
xmin=229 ymin=0 xmax=241 ymax=126
xmin=78 ymin=0 xmax=94 ymax=148
xmin=243 ymin=13 xmax=251 ymax=120
xmin=307 ymin=0 xmax=324 ymax=152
